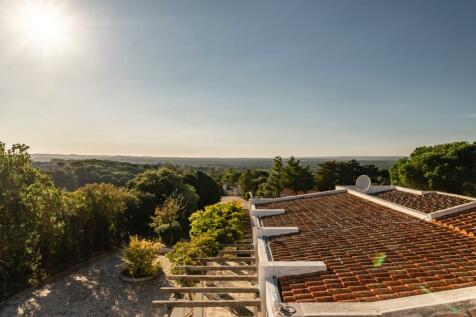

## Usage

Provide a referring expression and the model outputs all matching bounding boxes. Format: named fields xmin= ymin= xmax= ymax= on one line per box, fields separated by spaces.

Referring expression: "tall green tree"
xmin=257 ymin=157 xmax=285 ymax=197
xmin=390 ymin=141 xmax=476 ymax=196
xmin=184 ymin=171 xmax=221 ymax=209
xmin=239 ymin=169 xmax=269 ymax=198
xmin=283 ymin=156 xmax=315 ymax=194
xmin=0 ymin=143 xmax=67 ymax=293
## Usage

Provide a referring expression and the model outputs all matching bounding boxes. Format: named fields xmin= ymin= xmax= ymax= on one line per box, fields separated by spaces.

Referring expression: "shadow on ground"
xmin=0 ymin=254 xmax=172 ymax=317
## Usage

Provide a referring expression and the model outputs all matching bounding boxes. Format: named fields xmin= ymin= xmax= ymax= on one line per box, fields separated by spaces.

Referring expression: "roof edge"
xmin=250 ymin=189 xmax=346 ymax=205
xmin=290 ymin=286 xmax=476 ymax=317
xmin=429 ymin=201 xmax=476 ymax=219
xmin=346 ymin=188 xmax=430 ymax=220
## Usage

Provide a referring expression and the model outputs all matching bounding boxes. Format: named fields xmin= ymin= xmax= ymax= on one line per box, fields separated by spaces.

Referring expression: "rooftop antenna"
xmin=356 ymin=175 xmax=371 ymax=192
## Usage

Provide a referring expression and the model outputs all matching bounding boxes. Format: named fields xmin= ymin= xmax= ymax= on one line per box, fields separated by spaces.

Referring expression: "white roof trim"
xmin=250 ymin=189 xmax=347 ymax=205
xmin=249 ymin=208 xmax=286 ymax=217
xmin=429 ymin=200 xmax=476 ymax=219
xmin=291 ymin=286 xmax=476 ymax=316
xmin=346 ymin=188 xmax=430 ymax=220
xmin=394 ymin=186 xmax=432 ymax=195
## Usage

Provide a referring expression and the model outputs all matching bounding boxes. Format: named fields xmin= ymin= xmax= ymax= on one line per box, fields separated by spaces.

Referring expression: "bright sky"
xmin=0 ymin=0 xmax=475 ymax=157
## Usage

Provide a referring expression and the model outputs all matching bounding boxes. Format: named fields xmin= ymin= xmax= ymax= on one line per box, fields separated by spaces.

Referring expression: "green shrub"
xmin=167 ymin=234 xmax=219 ymax=267
xmin=150 ymin=196 xmax=184 ymax=245
xmin=189 ymin=201 xmax=245 ymax=245
xmin=122 ymin=236 xmax=162 ymax=278
xmin=166 ymin=235 xmax=219 ymax=285
xmin=167 ymin=201 xmax=246 ymax=285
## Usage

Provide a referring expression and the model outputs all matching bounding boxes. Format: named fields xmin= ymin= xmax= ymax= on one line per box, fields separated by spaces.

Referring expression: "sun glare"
xmin=11 ymin=1 xmax=75 ymax=55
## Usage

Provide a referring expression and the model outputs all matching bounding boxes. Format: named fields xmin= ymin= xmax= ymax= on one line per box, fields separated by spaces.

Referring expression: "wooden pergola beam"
xmin=223 ymin=243 xmax=254 ymax=248
xmin=196 ymin=257 xmax=256 ymax=262
xmin=167 ymin=275 xmax=258 ymax=281
xmin=219 ymin=250 xmax=255 ymax=254
xmin=160 ymin=286 xmax=259 ymax=293
xmin=175 ymin=265 xmax=256 ymax=271
xmin=152 ymin=299 xmax=261 ymax=307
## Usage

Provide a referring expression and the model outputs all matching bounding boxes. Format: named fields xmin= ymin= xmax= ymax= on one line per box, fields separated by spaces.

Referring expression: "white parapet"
xmin=257 ymin=238 xmax=328 ymax=317
xmin=249 ymin=208 xmax=286 ymax=218
xmin=262 ymin=261 xmax=327 ymax=279
xmin=429 ymin=200 xmax=476 ymax=219
xmin=253 ymin=226 xmax=299 ymax=248
xmin=250 ymin=189 xmax=347 ymax=206
xmin=347 ymin=188 xmax=430 ymax=220
xmin=291 ymin=286 xmax=476 ymax=316
xmin=394 ymin=186 xmax=432 ymax=195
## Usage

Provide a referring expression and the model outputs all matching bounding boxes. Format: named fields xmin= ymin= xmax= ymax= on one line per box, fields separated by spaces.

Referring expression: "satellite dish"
xmin=356 ymin=175 xmax=371 ymax=192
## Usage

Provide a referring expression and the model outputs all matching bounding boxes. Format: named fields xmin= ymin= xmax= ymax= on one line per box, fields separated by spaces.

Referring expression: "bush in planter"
xmin=122 ymin=236 xmax=162 ymax=278
xmin=189 ymin=201 xmax=245 ymax=245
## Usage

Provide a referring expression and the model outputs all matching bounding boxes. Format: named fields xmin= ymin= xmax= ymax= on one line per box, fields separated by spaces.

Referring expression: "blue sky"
xmin=0 ymin=0 xmax=475 ymax=157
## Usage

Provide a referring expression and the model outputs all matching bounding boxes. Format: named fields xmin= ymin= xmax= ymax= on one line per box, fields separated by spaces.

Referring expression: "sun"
xmin=11 ymin=1 xmax=75 ymax=54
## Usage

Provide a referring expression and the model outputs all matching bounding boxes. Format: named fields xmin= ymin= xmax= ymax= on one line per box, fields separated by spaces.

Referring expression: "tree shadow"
xmin=0 ymin=254 xmax=174 ymax=317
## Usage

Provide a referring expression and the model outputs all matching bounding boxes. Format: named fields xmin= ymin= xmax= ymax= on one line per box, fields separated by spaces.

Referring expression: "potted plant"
xmin=120 ymin=235 xmax=162 ymax=282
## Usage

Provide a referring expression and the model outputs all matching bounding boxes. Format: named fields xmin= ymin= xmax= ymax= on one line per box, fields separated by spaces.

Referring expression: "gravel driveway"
xmin=0 ymin=253 xmax=171 ymax=317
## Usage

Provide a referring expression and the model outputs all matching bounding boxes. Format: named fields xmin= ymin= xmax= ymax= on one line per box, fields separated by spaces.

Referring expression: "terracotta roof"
xmin=258 ymin=193 xmax=476 ymax=303
xmin=435 ymin=207 xmax=476 ymax=238
xmin=373 ymin=190 xmax=470 ymax=213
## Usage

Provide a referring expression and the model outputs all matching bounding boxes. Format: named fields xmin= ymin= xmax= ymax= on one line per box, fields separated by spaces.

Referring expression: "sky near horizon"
xmin=0 ymin=0 xmax=475 ymax=158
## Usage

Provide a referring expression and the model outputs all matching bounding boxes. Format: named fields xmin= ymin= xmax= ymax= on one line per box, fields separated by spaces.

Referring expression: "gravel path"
xmin=0 ymin=253 xmax=172 ymax=317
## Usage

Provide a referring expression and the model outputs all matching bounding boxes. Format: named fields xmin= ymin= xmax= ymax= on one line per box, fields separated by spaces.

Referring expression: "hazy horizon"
xmin=31 ymin=152 xmax=404 ymax=159
xmin=1 ymin=0 xmax=475 ymax=157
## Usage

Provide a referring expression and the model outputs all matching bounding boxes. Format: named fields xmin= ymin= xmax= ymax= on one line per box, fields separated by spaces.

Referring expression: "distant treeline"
xmin=32 ymin=154 xmax=401 ymax=170
xmin=231 ymin=157 xmax=391 ymax=198
xmin=33 ymin=159 xmax=158 ymax=191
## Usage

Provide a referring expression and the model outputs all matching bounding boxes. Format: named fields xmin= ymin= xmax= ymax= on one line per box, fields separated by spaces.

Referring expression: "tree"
xmin=239 ymin=169 xmax=269 ymax=198
xmin=239 ymin=170 xmax=254 ymax=197
xmin=184 ymin=171 xmax=221 ymax=209
xmin=315 ymin=161 xmax=340 ymax=191
xmin=127 ymin=168 xmax=184 ymax=205
xmin=150 ymin=196 xmax=185 ymax=245
xmin=127 ymin=167 xmax=199 ymax=237
xmin=74 ymin=183 xmax=136 ymax=252
xmin=0 ymin=143 xmax=68 ymax=294
xmin=283 ymin=156 xmax=315 ymax=194
xmin=315 ymin=160 xmax=390 ymax=191
xmin=390 ymin=141 xmax=476 ymax=196
xmin=257 ymin=157 xmax=285 ymax=197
